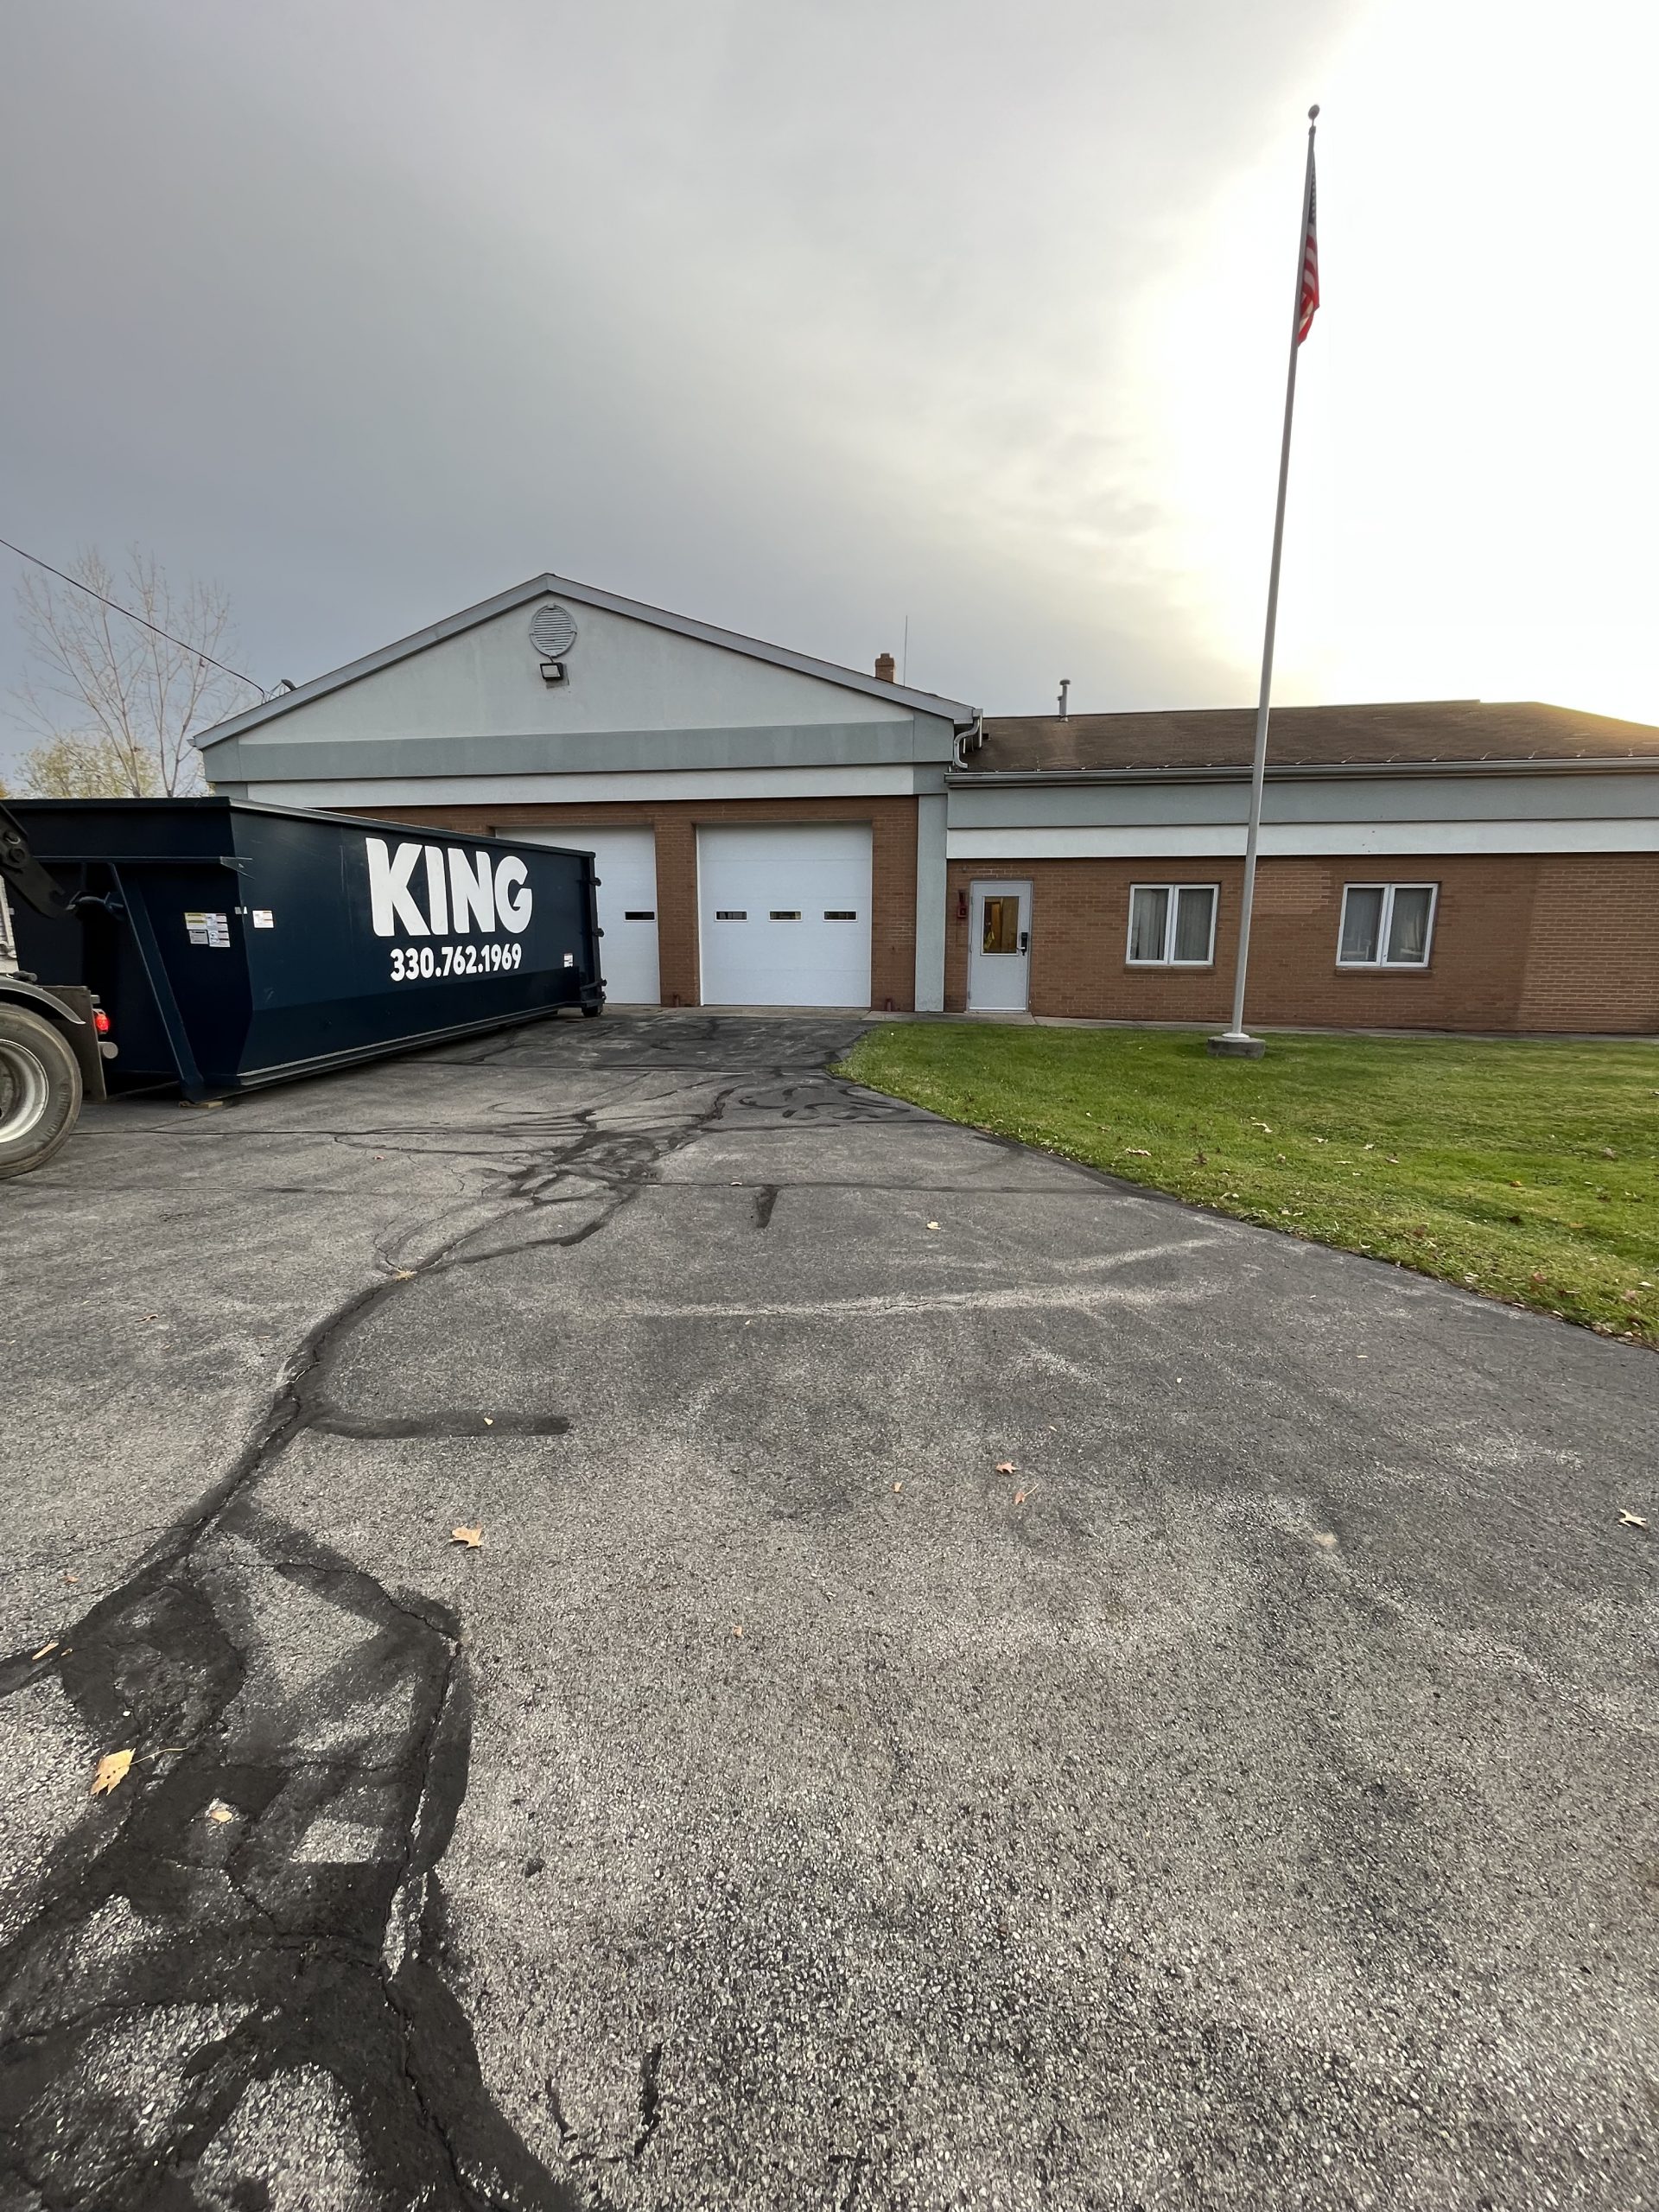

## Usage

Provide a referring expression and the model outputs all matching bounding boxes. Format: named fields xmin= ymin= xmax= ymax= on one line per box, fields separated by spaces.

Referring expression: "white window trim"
xmin=1337 ymin=881 xmax=1440 ymax=969
xmin=1125 ymin=882 xmax=1219 ymax=967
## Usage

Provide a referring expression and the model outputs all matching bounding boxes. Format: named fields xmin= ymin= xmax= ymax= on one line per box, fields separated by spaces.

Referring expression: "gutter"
xmin=952 ymin=711 xmax=985 ymax=766
xmin=947 ymin=756 xmax=1659 ymax=788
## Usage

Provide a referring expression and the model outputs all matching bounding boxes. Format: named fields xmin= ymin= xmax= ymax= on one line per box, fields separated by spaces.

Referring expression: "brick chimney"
xmin=874 ymin=652 xmax=896 ymax=683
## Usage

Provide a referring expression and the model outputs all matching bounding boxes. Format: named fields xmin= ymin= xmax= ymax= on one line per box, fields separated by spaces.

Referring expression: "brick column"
xmin=653 ymin=818 xmax=701 ymax=1006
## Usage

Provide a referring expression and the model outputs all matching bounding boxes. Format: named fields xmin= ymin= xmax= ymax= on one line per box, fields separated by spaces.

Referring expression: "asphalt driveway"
xmin=1 ymin=1010 xmax=1653 ymax=2211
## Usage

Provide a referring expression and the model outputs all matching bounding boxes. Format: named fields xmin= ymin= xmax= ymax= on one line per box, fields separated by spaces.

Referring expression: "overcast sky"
xmin=2 ymin=0 xmax=1653 ymax=772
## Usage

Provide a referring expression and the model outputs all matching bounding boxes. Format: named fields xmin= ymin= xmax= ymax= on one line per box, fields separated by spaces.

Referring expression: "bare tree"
xmin=11 ymin=547 xmax=259 ymax=798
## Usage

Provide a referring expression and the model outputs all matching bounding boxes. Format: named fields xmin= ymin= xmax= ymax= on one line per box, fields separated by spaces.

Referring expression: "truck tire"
xmin=0 ymin=1004 xmax=83 ymax=1180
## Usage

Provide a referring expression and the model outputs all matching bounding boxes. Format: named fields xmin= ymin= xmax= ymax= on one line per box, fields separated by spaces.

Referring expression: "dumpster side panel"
xmin=226 ymin=813 xmax=598 ymax=1084
xmin=4 ymin=801 xmax=255 ymax=1090
xmin=3 ymin=799 xmax=601 ymax=1099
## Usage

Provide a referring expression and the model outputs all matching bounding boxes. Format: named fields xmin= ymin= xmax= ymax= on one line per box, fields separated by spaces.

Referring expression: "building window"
xmin=1127 ymin=884 xmax=1217 ymax=966
xmin=981 ymin=893 xmax=1021 ymax=953
xmin=1338 ymin=883 xmax=1438 ymax=968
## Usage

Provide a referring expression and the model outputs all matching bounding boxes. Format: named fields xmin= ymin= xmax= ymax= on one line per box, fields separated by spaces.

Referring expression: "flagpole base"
xmin=1207 ymin=1031 xmax=1266 ymax=1059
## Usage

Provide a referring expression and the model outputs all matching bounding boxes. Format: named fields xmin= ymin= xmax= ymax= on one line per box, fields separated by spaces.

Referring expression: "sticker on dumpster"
xmin=185 ymin=912 xmax=232 ymax=948
xmin=251 ymin=910 xmax=275 ymax=929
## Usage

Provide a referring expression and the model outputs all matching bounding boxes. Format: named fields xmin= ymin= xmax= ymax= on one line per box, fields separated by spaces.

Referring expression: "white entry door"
xmin=698 ymin=823 xmax=872 ymax=1007
xmin=967 ymin=880 xmax=1032 ymax=1011
xmin=518 ymin=828 xmax=659 ymax=1003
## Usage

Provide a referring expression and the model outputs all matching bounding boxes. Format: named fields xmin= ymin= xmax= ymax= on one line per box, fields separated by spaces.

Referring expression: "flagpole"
xmin=1210 ymin=104 xmax=1319 ymax=1059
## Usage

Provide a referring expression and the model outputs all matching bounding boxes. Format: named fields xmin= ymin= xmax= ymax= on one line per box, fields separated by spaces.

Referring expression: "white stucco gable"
xmin=235 ymin=595 xmax=921 ymax=747
xmin=197 ymin=572 xmax=975 ymax=755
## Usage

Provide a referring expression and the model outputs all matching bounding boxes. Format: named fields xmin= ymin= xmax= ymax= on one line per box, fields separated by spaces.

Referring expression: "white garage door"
xmin=698 ymin=823 xmax=872 ymax=1007
xmin=518 ymin=828 xmax=659 ymax=1004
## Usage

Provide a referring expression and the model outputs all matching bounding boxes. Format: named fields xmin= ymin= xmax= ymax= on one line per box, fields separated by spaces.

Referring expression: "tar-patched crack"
xmin=0 ymin=1059 xmax=760 ymax=2212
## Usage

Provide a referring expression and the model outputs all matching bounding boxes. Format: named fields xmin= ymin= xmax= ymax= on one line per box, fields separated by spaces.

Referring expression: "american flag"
xmin=1297 ymin=161 xmax=1319 ymax=343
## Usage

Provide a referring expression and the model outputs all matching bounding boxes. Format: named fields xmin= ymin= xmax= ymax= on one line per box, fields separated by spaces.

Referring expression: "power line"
xmin=0 ymin=536 xmax=265 ymax=692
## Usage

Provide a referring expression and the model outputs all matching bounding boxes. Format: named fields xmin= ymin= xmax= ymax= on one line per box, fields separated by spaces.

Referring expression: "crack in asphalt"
xmin=0 ymin=1061 xmax=771 ymax=2209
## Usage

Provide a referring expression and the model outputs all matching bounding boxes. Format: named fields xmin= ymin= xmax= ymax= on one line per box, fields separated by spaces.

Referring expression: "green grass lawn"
xmin=838 ymin=1024 xmax=1659 ymax=1345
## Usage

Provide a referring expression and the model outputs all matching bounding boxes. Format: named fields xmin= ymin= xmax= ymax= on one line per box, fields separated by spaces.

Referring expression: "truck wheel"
xmin=582 ymin=1001 xmax=604 ymax=1018
xmin=0 ymin=1005 xmax=83 ymax=1180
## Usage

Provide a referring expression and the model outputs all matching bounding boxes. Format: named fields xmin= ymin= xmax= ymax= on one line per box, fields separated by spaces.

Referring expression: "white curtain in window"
xmin=1129 ymin=887 xmax=1168 ymax=962
xmin=1340 ymin=887 xmax=1384 ymax=963
xmin=1387 ymin=887 xmax=1433 ymax=964
xmin=1173 ymin=887 xmax=1214 ymax=963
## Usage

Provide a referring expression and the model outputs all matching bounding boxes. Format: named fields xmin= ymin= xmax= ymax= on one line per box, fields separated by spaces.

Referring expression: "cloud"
xmin=12 ymin=0 xmax=1648 ymax=764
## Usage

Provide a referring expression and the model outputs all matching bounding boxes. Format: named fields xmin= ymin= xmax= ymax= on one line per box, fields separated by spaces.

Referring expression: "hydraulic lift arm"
xmin=0 ymin=804 xmax=72 ymax=921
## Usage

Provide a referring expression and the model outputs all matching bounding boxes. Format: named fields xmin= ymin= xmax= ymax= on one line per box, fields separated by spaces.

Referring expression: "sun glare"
xmin=1142 ymin=0 xmax=1659 ymax=723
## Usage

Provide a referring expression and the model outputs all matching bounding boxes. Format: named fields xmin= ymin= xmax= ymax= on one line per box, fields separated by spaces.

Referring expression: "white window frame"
xmin=1125 ymin=882 xmax=1218 ymax=967
xmin=1336 ymin=881 xmax=1439 ymax=969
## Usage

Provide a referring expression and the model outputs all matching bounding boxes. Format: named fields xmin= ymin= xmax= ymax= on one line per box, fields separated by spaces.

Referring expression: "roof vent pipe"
xmin=1058 ymin=679 xmax=1071 ymax=721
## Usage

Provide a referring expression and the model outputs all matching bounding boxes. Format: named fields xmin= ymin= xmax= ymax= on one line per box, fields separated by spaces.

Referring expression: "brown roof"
xmin=968 ymin=700 xmax=1659 ymax=774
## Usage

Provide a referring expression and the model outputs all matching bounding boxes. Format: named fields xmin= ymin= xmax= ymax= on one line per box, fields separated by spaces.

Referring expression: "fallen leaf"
xmin=925 ymin=1222 xmax=940 ymax=1231
xmin=63 ymin=1573 xmax=79 ymax=1586
xmin=733 ymin=1623 xmax=744 ymax=1637
xmin=482 ymin=1416 xmax=494 ymax=1426
xmin=393 ymin=1268 xmax=416 ymax=1280
xmin=450 ymin=1525 xmax=483 ymax=1548
xmin=893 ymin=1480 xmax=904 ymax=1494
xmin=207 ymin=1802 xmax=236 ymax=1825
xmin=1123 ymin=1147 xmax=1152 ymax=1159
xmin=1013 ymin=1491 xmax=1028 ymax=1506
xmin=91 ymin=1750 xmax=133 ymax=1797
xmin=1619 ymin=1510 xmax=1649 ymax=1529
xmin=995 ymin=1462 xmax=1017 ymax=1475
xmin=31 ymin=1640 xmax=57 ymax=1662
xmin=1313 ymin=1532 xmax=1339 ymax=1549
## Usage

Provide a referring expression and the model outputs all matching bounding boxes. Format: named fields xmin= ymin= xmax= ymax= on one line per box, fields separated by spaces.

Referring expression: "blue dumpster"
xmin=3 ymin=798 xmax=603 ymax=1099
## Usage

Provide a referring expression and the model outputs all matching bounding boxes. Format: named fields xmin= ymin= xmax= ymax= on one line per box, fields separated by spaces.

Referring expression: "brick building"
xmin=947 ymin=702 xmax=1659 ymax=1033
xmin=196 ymin=576 xmax=1659 ymax=1036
